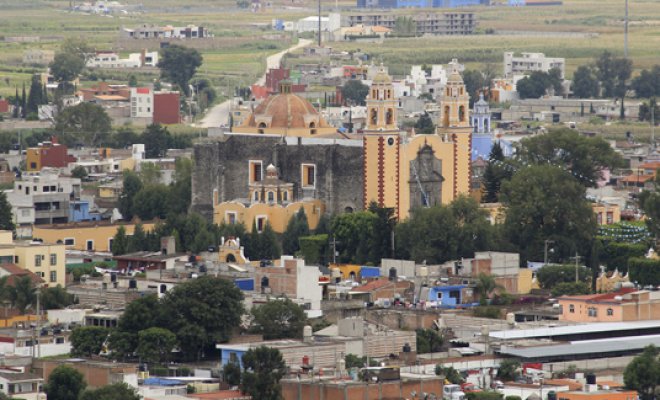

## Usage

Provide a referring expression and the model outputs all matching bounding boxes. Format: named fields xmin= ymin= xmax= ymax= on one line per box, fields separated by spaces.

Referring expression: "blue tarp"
xmin=234 ymin=278 xmax=255 ymax=291
xmin=360 ymin=266 xmax=381 ymax=278
xmin=143 ymin=378 xmax=184 ymax=386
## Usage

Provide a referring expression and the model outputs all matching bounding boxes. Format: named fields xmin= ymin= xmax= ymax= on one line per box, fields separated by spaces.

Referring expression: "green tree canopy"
xmin=516 ymin=69 xmax=562 ymax=99
xmin=137 ymin=327 xmax=177 ymax=364
xmin=71 ymin=165 xmax=88 ymax=180
xmin=112 ymin=225 xmax=129 ymax=255
xmin=624 ymin=345 xmax=660 ymax=400
xmin=515 ymin=128 xmax=623 ymax=187
xmin=118 ymin=170 xmax=143 ymax=221
xmin=40 ymin=285 xmax=74 ymax=310
xmin=241 ymin=346 xmax=286 ymax=400
xmin=414 ymin=112 xmax=435 ymax=134
xmin=8 ymin=275 xmax=35 ymax=314
xmin=49 ymin=52 xmax=85 ymax=90
xmin=481 ymin=141 xmax=510 ymax=203
xmin=141 ymin=124 xmax=172 ymax=158
xmin=632 ymin=66 xmax=660 ymax=99
xmin=54 ymin=102 xmax=111 ymax=147
xmin=416 ymin=328 xmax=443 ymax=354
xmin=0 ymin=192 xmax=15 ymax=233
xmin=71 ymin=326 xmax=109 ymax=357
xmin=595 ymin=51 xmax=632 ymax=99
xmin=572 ymin=65 xmax=600 ymax=99
xmin=250 ymin=299 xmax=308 ymax=340
xmin=341 ymin=80 xmax=369 ymax=106
xmin=159 ymin=276 xmax=244 ymax=360
xmin=497 ymin=359 xmax=521 ymax=381
xmin=45 ymin=364 xmax=87 ymax=400
xmin=501 ymin=165 xmax=596 ymax=264
xmin=535 ymin=264 xmax=591 ymax=289
xmin=282 ymin=208 xmax=310 ymax=256
xmin=79 ymin=383 xmax=141 ymax=400
xmin=158 ymin=45 xmax=203 ymax=97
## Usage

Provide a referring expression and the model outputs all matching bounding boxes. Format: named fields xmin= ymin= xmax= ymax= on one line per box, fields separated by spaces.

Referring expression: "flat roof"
xmin=500 ymin=334 xmax=660 ymax=359
xmin=489 ymin=320 xmax=660 ymax=340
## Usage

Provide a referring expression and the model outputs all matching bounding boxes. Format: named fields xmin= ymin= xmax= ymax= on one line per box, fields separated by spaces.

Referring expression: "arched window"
xmin=309 ymin=121 xmax=316 ymax=135
xmin=386 ymin=108 xmax=393 ymax=125
xmin=253 ymin=191 xmax=259 ymax=202
xmin=443 ymin=106 xmax=450 ymax=127
xmin=267 ymin=191 xmax=274 ymax=203
xmin=226 ymin=254 xmax=236 ymax=263
xmin=258 ymin=122 xmax=266 ymax=134
xmin=607 ymin=308 xmax=614 ymax=316
xmin=370 ymin=109 xmax=378 ymax=125
xmin=283 ymin=191 xmax=288 ymax=202
xmin=459 ymin=105 xmax=466 ymax=122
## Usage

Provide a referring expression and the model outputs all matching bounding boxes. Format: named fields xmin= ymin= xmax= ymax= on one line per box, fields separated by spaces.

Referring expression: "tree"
xmin=462 ymin=69 xmax=488 ymax=106
xmin=49 ymin=52 xmax=85 ymax=92
xmin=632 ymin=66 xmax=660 ymax=99
xmin=128 ymin=223 xmax=147 ymax=253
xmin=595 ymin=51 xmax=632 ymax=99
xmin=21 ymin=83 xmax=27 ymax=119
xmin=393 ymin=16 xmax=417 ymax=35
xmin=45 ymin=364 xmax=87 ymax=400
xmin=639 ymin=98 xmax=660 ymax=125
xmin=535 ymin=265 xmax=590 ymax=289
xmin=435 ymin=365 xmax=463 ymax=384
xmin=139 ymin=162 xmax=162 ymax=186
xmin=0 ymin=192 xmax=15 ymax=232
xmin=416 ymin=328 xmax=443 ymax=354
xmin=158 ymin=45 xmax=203 ymax=96
xmin=282 ymin=208 xmax=309 ymax=256
xmin=515 ymin=128 xmax=623 ymax=187
xmin=341 ymin=80 xmax=369 ymax=106
xmin=159 ymin=277 xmax=244 ymax=360
xmin=128 ymin=75 xmax=138 ymax=87
xmin=345 ymin=354 xmax=366 ymax=369
xmin=8 ymin=276 xmax=35 ymax=314
xmin=140 ymin=124 xmax=172 ymax=158
xmin=79 ymin=383 xmax=140 ymax=400
xmin=624 ymin=345 xmax=660 ymax=400
xmin=241 ymin=346 xmax=286 ymax=400
xmin=131 ymin=184 xmax=170 ymax=221
xmin=71 ymin=326 xmax=109 ymax=357
xmin=572 ymin=65 xmax=600 ymax=98
xmin=109 ymin=295 xmax=161 ymax=360
xmin=414 ymin=112 xmax=435 ymax=134
xmin=475 ymin=273 xmax=502 ymax=305
xmin=250 ymin=299 xmax=308 ymax=340
xmin=118 ymin=171 xmax=143 ymax=221
xmin=501 ymin=165 xmax=596 ymax=264
xmin=482 ymin=141 xmax=508 ymax=203
xmin=497 ymin=359 xmax=521 ymax=381
xmin=54 ymin=102 xmax=111 ymax=147
xmin=40 ymin=285 xmax=74 ymax=310
xmin=259 ymin=222 xmax=281 ymax=260
xmin=71 ymin=165 xmax=88 ymax=180
xmin=168 ymin=157 xmax=193 ymax=215
xmin=111 ymin=128 xmax=140 ymax=149
xmin=223 ymin=360 xmax=242 ymax=386
xmin=516 ymin=70 xmax=561 ymax=99
xmin=112 ymin=225 xmax=129 ymax=255
xmin=137 ymin=327 xmax=177 ymax=364
xmin=60 ymin=37 xmax=94 ymax=63
xmin=551 ymin=281 xmax=591 ymax=297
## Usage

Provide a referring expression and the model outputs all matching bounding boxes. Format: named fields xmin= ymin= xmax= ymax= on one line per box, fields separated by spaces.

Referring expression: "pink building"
xmin=559 ymin=289 xmax=660 ymax=322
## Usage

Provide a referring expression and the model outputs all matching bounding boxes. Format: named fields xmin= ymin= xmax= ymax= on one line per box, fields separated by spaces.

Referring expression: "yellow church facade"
xmin=363 ymin=66 xmax=472 ymax=220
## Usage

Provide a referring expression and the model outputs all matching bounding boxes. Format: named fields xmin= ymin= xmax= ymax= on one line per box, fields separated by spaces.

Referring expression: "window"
xmin=597 ymin=212 xmax=603 ymax=225
xmin=50 ymin=271 xmax=57 ymax=283
xmin=86 ymin=240 xmax=94 ymax=251
xmin=569 ymin=304 xmax=575 ymax=313
xmin=29 ymin=163 xmax=36 ymax=170
xmin=588 ymin=307 xmax=597 ymax=317
xmin=282 ymin=191 xmax=288 ymax=202
xmin=606 ymin=212 xmax=614 ymax=224
xmin=13 ymin=256 xmax=18 ymax=264
xmin=249 ymin=161 xmax=263 ymax=183
xmin=226 ymin=212 xmax=237 ymax=225
xmin=108 ymin=238 xmax=114 ymax=251
xmin=302 ymin=164 xmax=316 ymax=188
xmin=607 ymin=308 xmax=614 ymax=316
xmin=256 ymin=216 xmax=267 ymax=233
xmin=35 ymin=255 xmax=42 ymax=267
xmin=267 ymin=191 xmax=274 ymax=203
xmin=49 ymin=254 xmax=57 ymax=266
xmin=43 ymin=186 xmax=49 ymax=192
xmin=64 ymin=238 xmax=75 ymax=246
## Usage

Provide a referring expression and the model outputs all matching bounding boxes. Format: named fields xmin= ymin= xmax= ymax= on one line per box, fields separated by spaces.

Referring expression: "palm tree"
xmin=475 ymin=273 xmax=502 ymax=306
xmin=9 ymin=276 xmax=35 ymax=314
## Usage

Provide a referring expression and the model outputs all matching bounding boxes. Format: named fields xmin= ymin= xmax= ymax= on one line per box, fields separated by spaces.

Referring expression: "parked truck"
xmin=442 ymin=384 xmax=466 ymax=400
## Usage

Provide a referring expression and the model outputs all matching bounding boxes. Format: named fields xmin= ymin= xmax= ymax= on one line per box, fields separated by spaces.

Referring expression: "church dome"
xmin=243 ymin=92 xmax=329 ymax=130
xmin=372 ymin=66 xmax=392 ymax=85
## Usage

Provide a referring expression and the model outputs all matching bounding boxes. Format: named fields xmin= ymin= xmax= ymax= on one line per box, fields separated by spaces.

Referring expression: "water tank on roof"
xmin=547 ymin=392 xmax=557 ymax=400
xmin=586 ymin=373 xmax=596 ymax=385
xmin=403 ymin=343 xmax=411 ymax=353
xmin=303 ymin=325 xmax=313 ymax=343
xmin=419 ymin=266 xmax=428 ymax=277
xmin=110 ymin=272 xmax=117 ymax=283
xmin=129 ymin=279 xmax=137 ymax=289
xmin=506 ymin=313 xmax=515 ymax=325
xmin=388 ymin=267 xmax=397 ymax=282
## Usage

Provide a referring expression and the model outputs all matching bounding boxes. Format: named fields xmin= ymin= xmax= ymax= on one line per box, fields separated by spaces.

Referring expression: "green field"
xmin=1 ymin=0 xmax=660 ymax=120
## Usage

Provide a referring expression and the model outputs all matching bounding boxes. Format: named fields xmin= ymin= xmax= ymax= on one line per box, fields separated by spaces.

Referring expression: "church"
xmin=191 ymin=64 xmax=474 ymax=232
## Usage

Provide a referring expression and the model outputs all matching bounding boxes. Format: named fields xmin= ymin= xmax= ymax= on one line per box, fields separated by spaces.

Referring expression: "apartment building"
xmin=0 ymin=231 xmax=66 ymax=287
xmin=504 ymin=52 xmax=566 ymax=79
xmin=341 ymin=12 xmax=477 ymax=35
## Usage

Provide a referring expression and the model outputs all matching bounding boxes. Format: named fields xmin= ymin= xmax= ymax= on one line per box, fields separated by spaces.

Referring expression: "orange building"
xmin=557 ymin=390 xmax=638 ymax=400
xmin=559 ymin=289 xmax=660 ymax=322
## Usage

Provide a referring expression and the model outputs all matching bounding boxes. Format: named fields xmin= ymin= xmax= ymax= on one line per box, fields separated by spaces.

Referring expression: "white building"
xmin=130 ymin=87 xmax=153 ymax=119
xmin=504 ymin=52 xmax=565 ymax=79
xmin=87 ymin=50 xmax=159 ymax=69
xmin=296 ymin=16 xmax=330 ymax=33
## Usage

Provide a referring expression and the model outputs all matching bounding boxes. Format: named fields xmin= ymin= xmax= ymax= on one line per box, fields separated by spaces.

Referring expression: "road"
xmin=198 ymin=38 xmax=313 ymax=128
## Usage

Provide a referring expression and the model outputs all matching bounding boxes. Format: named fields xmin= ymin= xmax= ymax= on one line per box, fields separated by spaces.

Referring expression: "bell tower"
xmin=437 ymin=59 xmax=472 ymax=200
xmin=363 ymin=65 xmax=400 ymax=215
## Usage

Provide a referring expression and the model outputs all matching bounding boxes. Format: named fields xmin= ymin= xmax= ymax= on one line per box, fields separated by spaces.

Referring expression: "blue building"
xmin=426 ymin=285 xmax=478 ymax=308
xmin=69 ymin=200 xmax=102 ymax=222
xmin=217 ymin=344 xmax=249 ymax=369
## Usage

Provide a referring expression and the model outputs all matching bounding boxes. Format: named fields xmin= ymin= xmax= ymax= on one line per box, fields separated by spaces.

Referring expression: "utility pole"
xmin=624 ymin=0 xmax=629 ymax=58
xmin=318 ymin=0 xmax=322 ymax=47
xmin=572 ymin=252 xmax=582 ymax=283
xmin=544 ymin=239 xmax=554 ymax=266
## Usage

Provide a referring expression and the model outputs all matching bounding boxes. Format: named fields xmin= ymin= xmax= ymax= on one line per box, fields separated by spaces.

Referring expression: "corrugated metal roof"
xmin=489 ymin=320 xmax=660 ymax=340
xmin=500 ymin=334 xmax=660 ymax=359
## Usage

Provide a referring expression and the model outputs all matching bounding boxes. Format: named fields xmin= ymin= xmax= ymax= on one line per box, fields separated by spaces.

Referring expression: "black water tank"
xmin=129 ymin=279 xmax=137 ymax=289
xmin=388 ymin=267 xmax=397 ymax=281
xmin=261 ymin=276 xmax=269 ymax=288
xmin=586 ymin=373 xmax=596 ymax=385
xmin=403 ymin=343 xmax=411 ymax=353
xmin=548 ymin=391 xmax=557 ymax=400
xmin=110 ymin=272 xmax=117 ymax=283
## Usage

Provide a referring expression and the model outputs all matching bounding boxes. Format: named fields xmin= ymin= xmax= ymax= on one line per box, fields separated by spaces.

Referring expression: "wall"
xmin=192 ymin=136 xmax=363 ymax=220
xmin=214 ymin=199 xmax=324 ymax=233
xmin=32 ymin=222 xmax=156 ymax=253
xmin=282 ymin=378 xmax=443 ymax=400
xmin=153 ymin=92 xmax=181 ymax=124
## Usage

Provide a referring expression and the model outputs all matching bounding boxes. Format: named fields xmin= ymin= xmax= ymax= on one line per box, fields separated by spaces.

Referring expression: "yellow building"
xmin=364 ymin=64 xmax=472 ymax=219
xmin=0 ymin=230 xmax=66 ymax=287
xmin=592 ymin=201 xmax=621 ymax=225
xmin=32 ymin=221 xmax=156 ymax=253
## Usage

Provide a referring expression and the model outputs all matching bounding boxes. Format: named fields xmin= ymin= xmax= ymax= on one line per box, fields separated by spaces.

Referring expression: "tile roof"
xmin=350 ymin=278 xmax=392 ymax=293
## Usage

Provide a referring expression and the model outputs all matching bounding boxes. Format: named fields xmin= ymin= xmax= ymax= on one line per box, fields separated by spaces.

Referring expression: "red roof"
xmin=189 ymin=390 xmax=251 ymax=400
xmin=0 ymin=264 xmax=44 ymax=286
xmin=350 ymin=278 xmax=393 ymax=293
xmin=560 ymin=288 xmax=636 ymax=302
xmin=136 ymin=87 xmax=150 ymax=94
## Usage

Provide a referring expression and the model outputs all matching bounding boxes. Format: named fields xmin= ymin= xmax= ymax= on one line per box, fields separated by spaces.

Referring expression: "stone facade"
xmin=192 ymin=135 xmax=364 ymax=220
